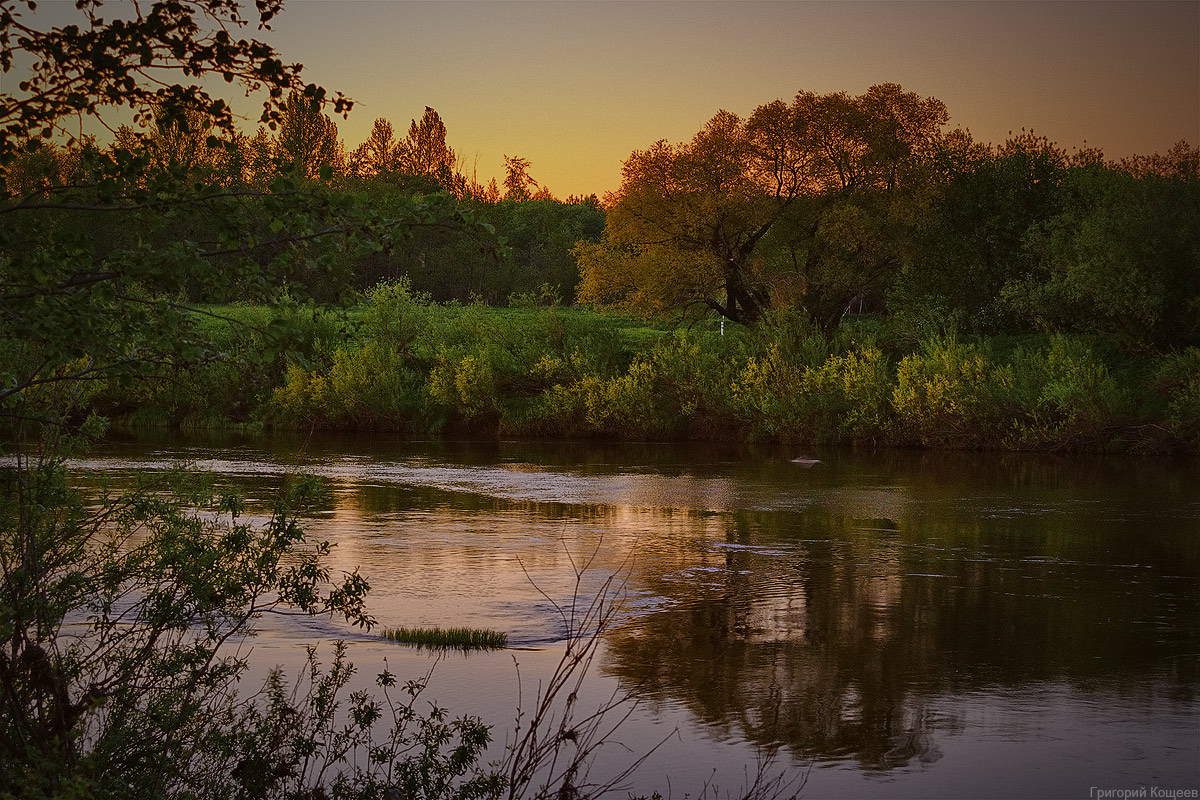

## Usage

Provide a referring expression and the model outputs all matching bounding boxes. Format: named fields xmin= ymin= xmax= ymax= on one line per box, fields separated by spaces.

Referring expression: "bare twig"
xmin=502 ymin=540 xmax=672 ymax=800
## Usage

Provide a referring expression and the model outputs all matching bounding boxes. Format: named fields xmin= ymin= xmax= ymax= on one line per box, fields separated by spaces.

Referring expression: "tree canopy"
xmin=275 ymin=89 xmax=345 ymax=179
xmin=577 ymin=84 xmax=1197 ymax=351
xmin=578 ymin=83 xmax=948 ymax=325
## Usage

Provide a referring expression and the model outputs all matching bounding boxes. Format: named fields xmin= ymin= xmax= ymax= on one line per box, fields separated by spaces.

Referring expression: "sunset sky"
xmin=19 ymin=0 xmax=1200 ymax=198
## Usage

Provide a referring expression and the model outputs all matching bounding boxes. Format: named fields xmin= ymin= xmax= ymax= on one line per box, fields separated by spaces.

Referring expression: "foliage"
xmin=93 ymin=298 xmax=1200 ymax=454
xmin=104 ymin=302 xmax=346 ymax=428
xmin=575 ymin=236 xmax=717 ymax=320
xmin=360 ymin=278 xmax=432 ymax=354
xmin=274 ymin=90 xmax=346 ymax=180
xmin=1009 ymin=335 xmax=1126 ymax=449
xmin=350 ymin=117 xmax=402 ymax=180
xmin=806 ymin=344 xmax=893 ymax=441
xmin=403 ymin=107 xmax=459 ymax=190
xmin=489 ymin=199 xmax=604 ymax=306
xmin=518 ymin=354 xmax=659 ymax=439
xmin=383 ymin=627 xmax=509 ymax=651
xmin=0 ymin=0 xmax=351 ymax=163
xmin=646 ymin=330 xmax=742 ymax=437
xmin=272 ymin=341 xmax=427 ymax=429
xmin=1013 ymin=161 xmax=1200 ymax=347
xmin=428 ymin=349 xmax=499 ymax=422
xmin=580 ymin=106 xmax=802 ymax=324
xmin=502 ymin=155 xmax=536 ymax=202
xmin=1151 ymin=347 xmax=1200 ymax=448
xmin=891 ymin=338 xmax=1016 ymax=448
xmin=204 ymin=643 xmax=501 ymax=800
xmin=888 ymin=132 xmax=1069 ymax=335
xmin=731 ymin=336 xmax=892 ymax=443
xmin=362 ymin=195 xmax=602 ymax=306
xmin=583 ymin=84 xmax=948 ymax=326
xmin=0 ymin=462 xmax=376 ymax=798
xmin=890 ymin=134 xmax=1200 ymax=350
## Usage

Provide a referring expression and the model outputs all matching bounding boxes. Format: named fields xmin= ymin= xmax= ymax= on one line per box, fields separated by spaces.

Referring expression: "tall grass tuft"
xmin=383 ymin=626 xmax=508 ymax=651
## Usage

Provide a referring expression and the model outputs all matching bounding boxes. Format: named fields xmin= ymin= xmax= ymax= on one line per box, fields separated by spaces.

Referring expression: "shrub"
xmin=1006 ymin=334 xmax=1126 ymax=449
xmin=360 ymin=278 xmax=432 ymax=355
xmin=429 ymin=348 xmax=499 ymax=421
xmin=0 ymin=463 xmax=379 ymax=799
xmin=731 ymin=337 xmax=893 ymax=444
xmin=732 ymin=342 xmax=804 ymax=439
xmin=648 ymin=331 xmax=741 ymax=436
xmin=802 ymin=344 xmax=893 ymax=442
xmin=590 ymin=357 xmax=668 ymax=437
xmin=523 ymin=354 xmax=674 ymax=439
xmin=1150 ymin=346 xmax=1200 ymax=448
xmin=746 ymin=308 xmax=833 ymax=372
xmin=892 ymin=338 xmax=1015 ymax=448
xmin=272 ymin=342 xmax=426 ymax=428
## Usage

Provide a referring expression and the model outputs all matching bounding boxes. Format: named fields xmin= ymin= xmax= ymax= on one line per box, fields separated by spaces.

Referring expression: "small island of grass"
xmin=383 ymin=626 xmax=509 ymax=651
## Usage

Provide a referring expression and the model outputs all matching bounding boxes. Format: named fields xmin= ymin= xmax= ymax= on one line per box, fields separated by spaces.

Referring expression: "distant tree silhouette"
xmin=275 ymin=90 xmax=345 ymax=179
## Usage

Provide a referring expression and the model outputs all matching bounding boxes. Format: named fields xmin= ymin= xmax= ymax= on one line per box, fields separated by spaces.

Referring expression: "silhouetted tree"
xmin=275 ymin=90 xmax=345 ymax=180
xmin=503 ymin=154 xmax=538 ymax=201
xmin=351 ymin=117 xmax=402 ymax=179
xmin=401 ymin=106 xmax=456 ymax=187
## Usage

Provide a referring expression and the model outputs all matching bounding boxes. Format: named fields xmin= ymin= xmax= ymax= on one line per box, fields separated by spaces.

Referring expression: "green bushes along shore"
xmin=94 ymin=283 xmax=1199 ymax=454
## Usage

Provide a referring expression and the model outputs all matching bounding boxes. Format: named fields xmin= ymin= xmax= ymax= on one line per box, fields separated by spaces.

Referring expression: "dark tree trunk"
xmin=716 ymin=257 xmax=768 ymax=325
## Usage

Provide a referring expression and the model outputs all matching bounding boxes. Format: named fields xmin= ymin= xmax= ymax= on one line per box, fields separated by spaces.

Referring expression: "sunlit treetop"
xmin=0 ymin=0 xmax=351 ymax=159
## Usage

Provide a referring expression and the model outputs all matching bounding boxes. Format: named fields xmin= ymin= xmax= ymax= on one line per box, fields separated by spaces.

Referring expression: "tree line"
xmin=3 ymin=92 xmax=604 ymax=305
xmin=7 ymin=78 xmax=1196 ymax=352
xmin=7 ymin=90 xmax=551 ymax=199
xmin=579 ymin=84 xmax=1199 ymax=352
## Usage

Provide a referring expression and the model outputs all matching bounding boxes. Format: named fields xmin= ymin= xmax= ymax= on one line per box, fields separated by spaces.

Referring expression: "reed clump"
xmin=383 ymin=626 xmax=508 ymax=651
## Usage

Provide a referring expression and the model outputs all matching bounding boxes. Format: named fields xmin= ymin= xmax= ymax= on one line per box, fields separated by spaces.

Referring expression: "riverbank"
xmin=96 ymin=287 xmax=1200 ymax=455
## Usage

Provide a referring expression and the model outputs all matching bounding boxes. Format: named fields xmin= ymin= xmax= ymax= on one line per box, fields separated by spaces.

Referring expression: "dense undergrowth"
xmin=95 ymin=282 xmax=1200 ymax=454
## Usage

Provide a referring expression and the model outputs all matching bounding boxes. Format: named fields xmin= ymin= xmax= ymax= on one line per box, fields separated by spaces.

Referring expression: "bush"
xmin=87 ymin=301 xmax=350 ymax=428
xmin=648 ymin=331 xmax=742 ymax=437
xmin=1006 ymin=334 xmax=1126 ymax=449
xmin=525 ymin=355 xmax=673 ymax=439
xmin=732 ymin=342 xmax=805 ymax=439
xmin=429 ymin=348 xmax=499 ymax=422
xmin=732 ymin=335 xmax=893 ymax=444
xmin=0 ymin=463 xmax=379 ymax=799
xmin=360 ymin=278 xmax=432 ymax=356
xmin=892 ymin=338 xmax=1015 ymax=448
xmin=1150 ymin=346 xmax=1200 ymax=448
xmin=803 ymin=344 xmax=893 ymax=442
xmin=271 ymin=342 xmax=426 ymax=428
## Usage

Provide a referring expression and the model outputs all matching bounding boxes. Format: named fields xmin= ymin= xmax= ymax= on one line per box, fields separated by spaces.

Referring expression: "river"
xmin=71 ymin=432 xmax=1200 ymax=799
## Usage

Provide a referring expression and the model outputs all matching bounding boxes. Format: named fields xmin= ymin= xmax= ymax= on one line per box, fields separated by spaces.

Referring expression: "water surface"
xmin=75 ymin=434 xmax=1200 ymax=798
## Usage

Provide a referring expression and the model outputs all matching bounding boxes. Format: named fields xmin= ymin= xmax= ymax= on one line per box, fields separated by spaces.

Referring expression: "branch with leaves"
xmin=0 ymin=0 xmax=351 ymax=160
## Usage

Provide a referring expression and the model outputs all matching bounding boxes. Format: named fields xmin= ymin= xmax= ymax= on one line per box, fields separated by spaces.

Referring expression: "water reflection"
xmin=601 ymin=469 xmax=1199 ymax=775
xmin=72 ymin=433 xmax=1200 ymax=793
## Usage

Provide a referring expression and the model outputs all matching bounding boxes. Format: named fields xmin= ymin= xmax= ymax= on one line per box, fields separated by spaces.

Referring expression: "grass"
xmin=382 ymin=626 xmax=509 ymax=651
